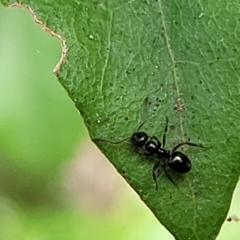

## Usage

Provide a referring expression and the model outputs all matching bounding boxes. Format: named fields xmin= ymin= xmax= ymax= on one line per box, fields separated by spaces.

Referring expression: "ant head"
xmin=168 ymin=151 xmax=191 ymax=174
xmin=131 ymin=132 xmax=148 ymax=147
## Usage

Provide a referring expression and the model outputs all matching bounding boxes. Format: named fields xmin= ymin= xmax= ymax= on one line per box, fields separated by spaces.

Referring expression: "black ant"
xmin=93 ymin=98 xmax=204 ymax=190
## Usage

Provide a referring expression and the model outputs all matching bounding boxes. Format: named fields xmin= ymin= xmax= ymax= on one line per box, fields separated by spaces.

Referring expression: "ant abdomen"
xmin=168 ymin=151 xmax=191 ymax=174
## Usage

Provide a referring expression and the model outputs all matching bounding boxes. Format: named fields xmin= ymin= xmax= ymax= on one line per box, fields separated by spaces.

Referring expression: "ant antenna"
xmin=93 ymin=97 xmax=150 ymax=145
xmin=136 ymin=97 xmax=150 ymax=132
xmin=93 ymin=137 xmax=130 ymax=145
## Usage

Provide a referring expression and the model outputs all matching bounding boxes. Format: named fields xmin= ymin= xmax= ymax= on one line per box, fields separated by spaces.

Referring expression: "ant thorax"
xmin=145 ymin=140 xmax=158 ymax=154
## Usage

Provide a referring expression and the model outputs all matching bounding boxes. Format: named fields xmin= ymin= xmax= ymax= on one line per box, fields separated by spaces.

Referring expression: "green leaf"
xmin=2 ymin=1 xmax=240 ymax=239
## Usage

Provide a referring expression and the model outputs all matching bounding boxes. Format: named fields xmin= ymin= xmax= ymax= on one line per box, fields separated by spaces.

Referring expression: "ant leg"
xmin=136 ymin=97 xmax=150 ymax=132
xmin=172 ymin=142 xmax=205 ymax=152
xmin=153 ymin=160 xmax=176 ymax=189
xmin=153 ymin=160 xmax=161 ymax=190
xmin=143 ymin=152 xmax=153 ymax=157
xmin=162 ymin=165 xmax=177 ymax=187
xmin=162 ymin=117 xmax=169 ymax=148
xmin=93 ymin=137 xmax=130 ymax=144
xmin=136 ymin=148 xmax=152 ymax=157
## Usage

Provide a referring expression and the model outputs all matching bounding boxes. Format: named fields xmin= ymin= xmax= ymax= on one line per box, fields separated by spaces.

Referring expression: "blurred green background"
xmin=0 ymin=4 xmax=239 ymax=240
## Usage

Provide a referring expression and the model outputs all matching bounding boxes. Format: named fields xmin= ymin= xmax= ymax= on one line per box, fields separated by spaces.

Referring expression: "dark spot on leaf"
xmin=126 ymin=70 xmax=131 ymax=75
xmin=226 ymin=215 xmax=240 ymax=222
xmin=233 ymin=48 xmax=237 ymax=52
xmin=124 ymin=117 xmax=129 ymax=121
